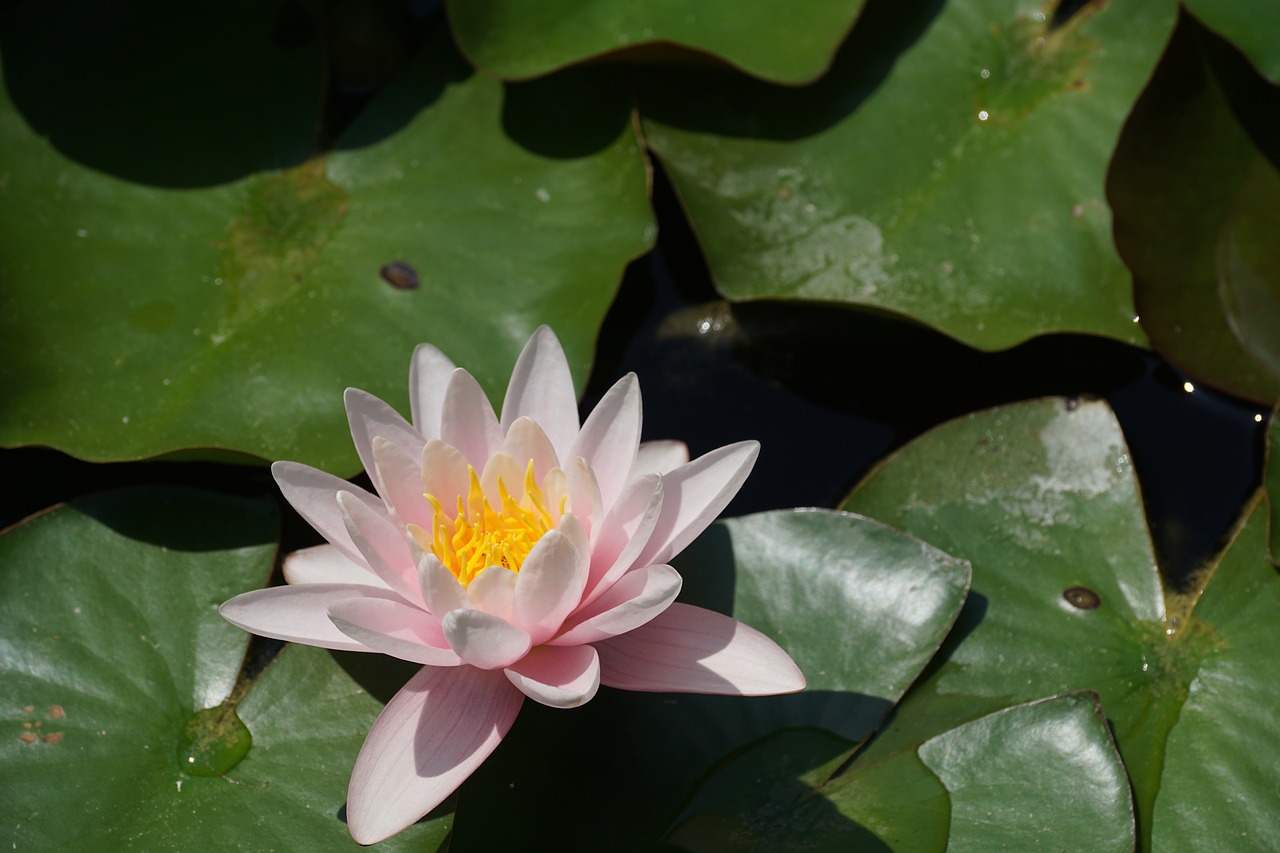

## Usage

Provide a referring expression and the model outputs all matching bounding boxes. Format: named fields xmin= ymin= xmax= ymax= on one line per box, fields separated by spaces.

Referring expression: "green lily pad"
xmin=1109 ymin=18 xmax=1280 ymax=404
xmin=641 ymin=0 xmax=1176 ymax=349
xmin=451 ymin=509 xmax=971 ymax=849
xmin=447 ymin=0 xmax=869 ymax=84
xmin=0 ymin=27 xmax=653 ymax=470
xmin=0 ymin=488 xmax=449 ymax=850
xmin=665 ymin=693 xmax=1132 ymax=851
xmin=1184 ymin=0 xmax=1280 ymax=83
xmin=842 ymin=397 xmax=1280 ymax=850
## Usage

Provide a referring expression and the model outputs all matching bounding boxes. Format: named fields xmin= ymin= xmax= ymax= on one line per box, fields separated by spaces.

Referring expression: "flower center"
xmin=418 ymin=461 xmax=559 ymax=587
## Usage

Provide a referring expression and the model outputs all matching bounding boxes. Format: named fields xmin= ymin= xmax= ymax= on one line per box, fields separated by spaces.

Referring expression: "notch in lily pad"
xmin=177 ymin=700 xmax=252 ymax=776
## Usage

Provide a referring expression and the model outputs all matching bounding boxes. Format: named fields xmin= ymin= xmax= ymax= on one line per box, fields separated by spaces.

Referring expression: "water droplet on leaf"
xmin=176 ymin=702 xmax=252 ymax=776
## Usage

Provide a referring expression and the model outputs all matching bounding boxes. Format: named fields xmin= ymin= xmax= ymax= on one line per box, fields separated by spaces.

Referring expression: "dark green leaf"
xmin=1184 ymin=0 xmax=1280 ymax=83
xmin=642 ymin=0 xmax=1176 ymax=348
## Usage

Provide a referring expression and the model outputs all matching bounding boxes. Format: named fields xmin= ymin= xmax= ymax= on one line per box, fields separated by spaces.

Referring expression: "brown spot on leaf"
xmin=22 ymin=705 xmax=33 ymax=714
xmin=42 ymin=732 xmax=64 ymax=744
xmin=1063 ymin=586 xmax=1101 ymax=610
xmin=49 ymin=705 xmax=65 ymax=719
xmin=19 ymin=732 xmax=37 ymax=744
xmin=380 ymin=261 xmax=420 ymax=290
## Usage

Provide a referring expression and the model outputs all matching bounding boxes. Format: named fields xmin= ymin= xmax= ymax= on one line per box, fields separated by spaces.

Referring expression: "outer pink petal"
xmin=552 ymin=564 xmax=682 ymax=646
xmin=581 ymin=474 xmax=663 ymax=607
xmin=595 ymin=603 xmax=805 ymax=695
xmin=409 ymin=342 xmax=456 ymax=438
xmin=344 ymin=388 xmax=427 ymax=495
xmin=570 ymin=373 xmax=641 ymax=511
xmin=439 ymin=369 xmax=503 ymax=469
xmin=347 ymin=666 xmax=524 ymax=845
xmin=282 ymin=543 xmax=386 ymax=588
xmin=635 ymin=441 xmax=759 ymax=568
xmin=499 ymin=326 xmax=579 ymax=464
xmin=372 ymin=437 xmax=434 ymax=532
xmin=329 ymin=598 xmax=462 ymax=666
xmin=442 ymin=609 xmax=532 ymax=670
xmin=220 ymin=585 xmax=395 ymax=652
xmin=504 ymin=644 xmax=600 ymax=708
xmin=271 ymin=461 xmax=381 ymax=571
xmin=566 ymin=456 xmax=603 ymax=545
xmin=511 ymin=530 xmax=586 ymax=645
xmin=632 ymin=439 xmax=690 ymax=476
xmin=339 ymin=492 xmax=421 ymax=605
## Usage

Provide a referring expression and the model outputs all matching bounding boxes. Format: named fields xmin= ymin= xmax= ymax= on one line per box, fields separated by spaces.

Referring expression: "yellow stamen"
xmin=421 ymin=461 xmax=559 ymax=586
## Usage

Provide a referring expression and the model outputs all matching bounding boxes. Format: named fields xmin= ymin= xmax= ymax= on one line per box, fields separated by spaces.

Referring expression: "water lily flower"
xmin=220 ymin=326 xmax=805 ymax=844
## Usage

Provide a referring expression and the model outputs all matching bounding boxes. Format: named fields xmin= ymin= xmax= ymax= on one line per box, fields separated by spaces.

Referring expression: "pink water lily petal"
xmin=409 ymin=342 xmax=456 ymax=438
xmin=504 ymin=644 xmax=600 ymax=708
xmin=466 ymin=566 xmax=517 ymax=621
xmin=339 ymin=491 xmax=421 ymax=605
xmin=632 ymin=439 xmax=690 ymax=476
xmin=512 ymin=530 xmax=586 ymax=644
xmin=582 ymin=474 xmax=663 ymax=607
xmin=502 ymin=416 xmax=561 ymax=481
xmin=499 ymin=325 xmax=579 ymax=464
xmin=418 ymin=553 xmax=466 ymax=616
xmin=566 ymin=456 xmax=603 ymax=544
xmin=442 ymin=609 xmax=532 ymax=670
xmin=329 ymin=597 xmax=461 ymax=666
xmin=282 ymin=543 xmax=386 ymax=588
xmin=553 ymin=564 xmax=681 ymax=646
xmin=596 ymin=602 xmax=806 ymax=695
xmin=373 ymin=437 xmax=432 ymax=530
xmin=344 ymin=388 xmax=427 ymax=495
xmin=479 ymin=451 xmax=523 ymax=508
xmin=570 ymin=372 xmax=641 ymax=510
xmin=421 ymin=439 xmax=471 ymax=509
xmin=636 ymin=440 xmax=760 ymax=568
xmin=220 ymin=584 xmax=396 ymax=652
xmin=439 ymin=369 xmax=503 ymax=469
xmin=346 ymin=666 xmax=523 ymax=845
xmin=557 ymin=513 xmax=590 ymax=569
xmin=272 ymin=461 xmax=382 ymax=570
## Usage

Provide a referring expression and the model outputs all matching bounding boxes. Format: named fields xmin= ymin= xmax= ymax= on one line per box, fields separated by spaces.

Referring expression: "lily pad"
xmin=842 ymin=397 xmax=1280 ymax=850
xmin=0 ymin=28 xmax=653 ymax=470
xmin=0 ymin=488 xmax=449 ymax=850
xmin=665 ymin=693 xmax=1133 ymax=851
xmin=450 ymin=508 xmax=971 ymax=849
xmin=640 ymin=0 xmax=1176 ymax=349
xmin=447 ymin=0 xmax=869 ymax=84
xmin=1267 ymin=406 xmax=1280 ymax=565
xmin=1109 ymin=17 xmax=1280 ymax=404
xmin=1183 ymin=0 xmax=1280 ymax=83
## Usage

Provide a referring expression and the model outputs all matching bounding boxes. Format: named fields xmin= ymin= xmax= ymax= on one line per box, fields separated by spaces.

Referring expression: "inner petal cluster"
xmin=416 ymin=461 xmax=562 ymax=586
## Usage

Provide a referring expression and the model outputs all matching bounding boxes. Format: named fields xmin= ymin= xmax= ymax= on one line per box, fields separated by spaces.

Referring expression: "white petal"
xmin=566 ymin=456 xmax=603 ymax=544
xmin=271 ymin=461 xmax=381 ymax=571
xmin=596 ymin=603 xmax=805 ymax=695
xmin=421 ymin=439 xmax=471 ymax=508
xmin=553 ymin=564 xmax=682 ymax=646
xmin=636 ymin=441 xmax=759 ymax=568
xmin=339 ymin=491 xmax=421 ymax=604
xmin=409 ymin=343 xmax=456 ymax=438
xmin=466 ymin=566 xmax=517 ymax=621
xmin=220 ymin=585 xmax=394 ymax=651
xmin=373 ymin=437 xmax=432 ymax=530
xmin=511 ymin=530 xmax=586 ymax=645
xmin=442 ymin=609 xmax=532 ymax=670
xmin=505 ymin=644 xmax=600 ymax=708
xmin=632 ymin=439 xmax=690 ymax=476
xmin=418 ymin=553 xmax=466 ymax=616
xmin=479 ymin=451 xmax=523 ymax=508
xmin=328 ymin=597 xmax=461 ymax=666
xmin=439 ymin=369 xmax=503 ymax=469
xmin=502 ymin=416 xmax=561 ymax=481
xmin=571 ymin=373 xmax=641 ymax=511
xmin=346 ymin=666 xmax=523 ymax=845
xmin=500 ymin=325 xmax=579 ymax=463
xmin=344 ymin=388 xmax=426 ymax=495
xmin=281 ymin=543 xmax=386 ymax=588
xmin=581 ymin=474 xmax=663 ymax=607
